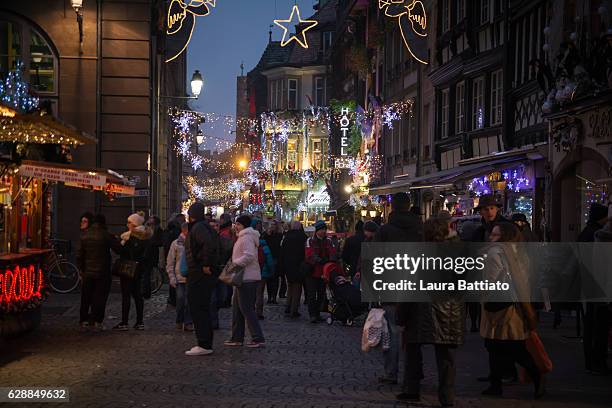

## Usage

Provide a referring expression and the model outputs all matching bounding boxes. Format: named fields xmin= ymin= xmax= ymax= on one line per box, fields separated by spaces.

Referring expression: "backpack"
xmin=179 ymin=249 xmax=188 ymax=277
xmin=259 ymin=239 xmax=275 ymax=279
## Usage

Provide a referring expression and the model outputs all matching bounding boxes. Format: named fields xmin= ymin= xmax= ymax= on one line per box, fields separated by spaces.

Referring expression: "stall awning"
xmin=18 ymin=161 xmax=135 ymax=196
xmin=0 ymin=105 xmax=96 ymax=146
xmin=368 ymin=150 xmax=541 ymax=196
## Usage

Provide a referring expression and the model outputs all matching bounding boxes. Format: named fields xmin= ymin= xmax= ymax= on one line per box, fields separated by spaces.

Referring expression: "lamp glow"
xmin=190 ymin=70 xmax=203 ymax=98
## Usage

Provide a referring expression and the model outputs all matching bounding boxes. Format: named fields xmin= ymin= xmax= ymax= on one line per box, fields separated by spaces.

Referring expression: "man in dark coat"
xmin=373 ymin=192 xmax=423 ymax=390
xmin=184 ymin=202 xmax=220 ymax=356
xmin=341 ymin=220 xmax=365 ymax=278
xmin=471 ymin=195 xmax=512 ymax=242
xmin=280 ymin=220 xmax=308 ymax=318
xmin=579 ymin=202 xmax=609 ymax=374
xmin=77 ymin=214 xmax=121 ymax=331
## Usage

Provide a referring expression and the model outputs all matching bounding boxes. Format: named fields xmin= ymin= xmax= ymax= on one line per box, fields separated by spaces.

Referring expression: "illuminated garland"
xmin=0 ymin=61 xmax=39 ymax=113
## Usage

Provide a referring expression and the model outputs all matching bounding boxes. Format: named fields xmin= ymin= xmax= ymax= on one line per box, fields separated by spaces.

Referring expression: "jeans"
xmin=286 ymin=282 xmax=303 ymax=315
xmin=175 ymin=283 xmax=192 ymax=325
xmin=120 ymin=275 xmax=144 ymax=324
xmin=255 ymin=280 xmax=266 ymax=317
xmin=80 ymin=276 xmax=111 ymax=324
xmin=485 ymin=339 xmax=539 ymax=389
xmin=382 ymin=305 xmax=400 ymax=381
xmin=188 ymin=276 xmax=216 ymax=349
xmin=403 ymin=343 xmax=456 ymax=406
xmin=305 ymin=276 xmax=326 ymax=318
xmin=231 ymin=281 xmax=265 ymax=343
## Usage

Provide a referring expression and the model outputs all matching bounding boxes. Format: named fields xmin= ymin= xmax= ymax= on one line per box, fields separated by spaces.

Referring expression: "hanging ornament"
xmin=274 ymin=5 xmax=319 ymax=49
xmin=165 ymin=0 xmax=216 ymax=63
xmin=378 ymin=0 xmax=428 ymax=65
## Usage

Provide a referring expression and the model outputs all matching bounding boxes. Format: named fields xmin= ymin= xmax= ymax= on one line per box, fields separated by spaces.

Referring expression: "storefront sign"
xmin=340 ymin=107 xmax=350 ymax=157
xmin=19 ymin=164 xmax=106 ymax=187
xmin=0 ymin=264 xmax=44 ymax=309
xmin=307 ymin=187 xmax=330 ymax=207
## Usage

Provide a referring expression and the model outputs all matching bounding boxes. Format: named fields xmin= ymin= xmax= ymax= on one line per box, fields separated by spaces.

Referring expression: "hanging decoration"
xmin=379 ymin=0 xmax=429 ymax=65
xmin=468 ymin=167 xmax=533 ymax=196
xmin=165 ymin=0 xmax=216 ymax=63
xmin=0 ymin=61 xmax=39 ymax=113
xmin=274 ymin=5 xmax=319 ymax=49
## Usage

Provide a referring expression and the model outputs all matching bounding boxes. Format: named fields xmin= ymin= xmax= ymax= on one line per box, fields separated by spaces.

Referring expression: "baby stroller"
xmin=322 ymin=262 xmax=367 ymax=326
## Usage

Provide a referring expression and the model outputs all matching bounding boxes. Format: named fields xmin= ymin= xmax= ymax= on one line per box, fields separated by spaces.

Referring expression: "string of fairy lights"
xmin=172 ymin=99 xmax=414 ymax=209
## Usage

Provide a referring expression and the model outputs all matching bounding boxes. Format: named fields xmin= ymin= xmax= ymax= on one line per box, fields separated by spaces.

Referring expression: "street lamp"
xmin=238 ymin=159 xmax=248 ymax=170
xmin=196 ymin=131 xmax=204 ymax=145
xmin=71 ymin=0 xmax=84 ymax=48
xmin=190 ymin=70 xmax=204 ymax=98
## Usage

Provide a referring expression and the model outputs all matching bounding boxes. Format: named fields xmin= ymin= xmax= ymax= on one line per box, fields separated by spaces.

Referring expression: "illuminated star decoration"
xmin=274 ymin=5 xmax=319 ymax=49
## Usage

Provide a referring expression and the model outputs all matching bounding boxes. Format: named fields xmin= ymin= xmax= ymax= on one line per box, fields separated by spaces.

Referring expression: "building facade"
xmin=0 ymin=0 xmax=186 ymax=242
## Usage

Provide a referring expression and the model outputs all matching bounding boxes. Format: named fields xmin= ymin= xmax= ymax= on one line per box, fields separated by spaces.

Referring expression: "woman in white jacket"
xmin=224 ymin=215 xmax=266 ymax=348
xmin=166 ymin=222 xmax=192 ymax=331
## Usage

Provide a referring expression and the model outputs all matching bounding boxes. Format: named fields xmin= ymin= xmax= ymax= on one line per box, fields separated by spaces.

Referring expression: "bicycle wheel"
xmin=150 ymin=266 xmax=164 ymax=294
xmin=48 ymin=261 xmax=81 ymax=294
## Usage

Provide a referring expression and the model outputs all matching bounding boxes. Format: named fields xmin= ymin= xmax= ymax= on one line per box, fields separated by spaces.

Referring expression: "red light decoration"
xmin=0 ymin=264 xmax=44 ymax=312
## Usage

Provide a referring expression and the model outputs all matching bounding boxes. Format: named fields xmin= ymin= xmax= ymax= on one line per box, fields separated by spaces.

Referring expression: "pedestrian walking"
xmin=395 ymin=218 xmax=465 ymax=405
xmin=374 ymin=192 xmax=423 ymax=386
xmin=581 ymin=202 xmax=610 ymax=375
xmin=166 ymin=222 xmax=192 ymax=331
xmin=224 ymin=215 xmax=266 ymax=348
xmin=480 ymin=222 xmax=544 ymax=399
xmin=77 ymin=214 xmax=121 ymax=332
xmin=304 ymin=220 xmax=337 ymax=323
xmin=280 ymin=221 xmax=307 ymax=318
xmin=184 ymin=202 xmax=220 ymax=356
xmin=341 ymin=220 xmax=365 ymax=278
xmin=113 ymin=212 xmax=153 ymax=331
xmin=263 ymin=220 xmax=285 ymax=300
xmin=164 ymin=213 xmax=186 ymax=307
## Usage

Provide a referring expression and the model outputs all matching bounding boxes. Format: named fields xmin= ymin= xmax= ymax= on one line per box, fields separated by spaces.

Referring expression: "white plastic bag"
xmin=361 ymin=308 xmax=387 ymax=352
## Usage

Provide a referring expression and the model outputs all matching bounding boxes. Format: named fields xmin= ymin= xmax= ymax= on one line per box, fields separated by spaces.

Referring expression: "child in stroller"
xmin=322 ymin=262 xmax=366 ymax=326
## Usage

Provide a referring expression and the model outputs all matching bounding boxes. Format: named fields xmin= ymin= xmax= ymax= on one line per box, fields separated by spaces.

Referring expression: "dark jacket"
xmin=163 ymin=220 xmax=182 ymax=257
xmin=149 ymin=226 xmax=164 ymax=266
xmin=471 ymin=213 xmax=511 ymax=242
xmin=77 ymin=223 xmax=121 ymax=279
xmin=263 ymin=231 xmax=283 ymax=261
xmin=185 ymin=219 xmax=220 ymax=283
xmin=374 ymin=211 xmax=423 ymax=242
xmin=518 ymin=224 xmax=539 ymax=242
xmin=279 ymin=229 xmax=307 ymax=283
xmin=305 ymin=235 xmax=337 ymax=278
xmin=577 ymin=220 xmax=603 ymax=242
xmin=341 ymin=231 xmax=365 ymax=276
xmin=398 ymin=301 xmax=465 ymax=345
xmin=594 ymin=225 xmax=612 ymax=242
xmin=120 ymin=227 xmax=153 ymax=279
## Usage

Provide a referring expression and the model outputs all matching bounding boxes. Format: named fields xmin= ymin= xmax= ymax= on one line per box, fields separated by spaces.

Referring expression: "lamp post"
xmin=160 ymin=70 xmax=204 ymax=101
xmin=71 ymin=0 xmax=84 ymax=50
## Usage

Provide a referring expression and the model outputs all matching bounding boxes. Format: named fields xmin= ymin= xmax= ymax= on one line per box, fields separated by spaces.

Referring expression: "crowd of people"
xmin=74 ymin=191 xmax=610 ymax=403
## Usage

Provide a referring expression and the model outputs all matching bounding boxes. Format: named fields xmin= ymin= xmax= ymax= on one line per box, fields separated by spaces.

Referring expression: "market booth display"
xmin=0 ymin=100 xmax=134 ymax=336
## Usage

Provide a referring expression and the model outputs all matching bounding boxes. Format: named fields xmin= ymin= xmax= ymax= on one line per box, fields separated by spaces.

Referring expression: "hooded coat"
xmin=120 ymin=225 xmax=153 ymax=279
xmin=279 ymin=229 xmax=308 ymax=283
xmin=232 ymin=227 xmax=261 ymax=282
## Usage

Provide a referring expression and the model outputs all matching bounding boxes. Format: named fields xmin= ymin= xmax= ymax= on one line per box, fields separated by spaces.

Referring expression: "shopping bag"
xmin=219 ymin=261 xmax=244 ymax=287
xmin=520 ymin=331 xmax=553 ymax=383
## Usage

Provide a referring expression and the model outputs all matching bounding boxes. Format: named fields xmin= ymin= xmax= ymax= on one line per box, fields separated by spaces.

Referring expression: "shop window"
xmin=287 ymin=139 xmax=297 ymax=170
xmin=0 ymin=16 xmax=58 ymax=95
xmin=322 ymin=31 xmax=333 ymax=53
xmin=288 ymin=79 xmax=298 ymax=110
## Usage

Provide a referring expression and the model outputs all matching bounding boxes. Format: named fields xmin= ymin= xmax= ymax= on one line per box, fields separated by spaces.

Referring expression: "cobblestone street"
xmin=1 ymin=287 xmax=610 ymax=408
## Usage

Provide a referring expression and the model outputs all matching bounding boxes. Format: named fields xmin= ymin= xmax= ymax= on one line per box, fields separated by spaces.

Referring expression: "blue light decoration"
xmin=468 ymin=166 xmax=532 ymax=195
xmin=0 ymin=61 xmax=39 ymax=112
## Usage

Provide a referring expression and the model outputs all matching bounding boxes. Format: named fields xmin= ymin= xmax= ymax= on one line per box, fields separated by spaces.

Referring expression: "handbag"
xmin=219 ymin=261 xmax=245 ymax=287
xmin=112 ymin=259 xmax=139 ymax=279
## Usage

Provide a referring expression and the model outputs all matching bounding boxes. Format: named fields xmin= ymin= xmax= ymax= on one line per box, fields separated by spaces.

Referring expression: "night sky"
xmin=187 ymin=0 xmax=319 ymax=151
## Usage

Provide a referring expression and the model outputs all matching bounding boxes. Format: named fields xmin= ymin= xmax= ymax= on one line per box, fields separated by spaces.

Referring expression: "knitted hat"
xmin=588 ymin=203 xmax=608 ymax=223
xmin=314 ymin=220 xmax=327 ymax=231
xmin=127 ymin=212 xmax=145 ymax=227
xmin=236 ymin=215 xmax=252 ymax=229
xmin=363 ymin=220 xmax=379 ymax=233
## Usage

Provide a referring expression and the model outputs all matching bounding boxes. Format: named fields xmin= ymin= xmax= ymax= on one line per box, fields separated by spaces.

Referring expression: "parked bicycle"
xmin=46 ymin=239 xmax=81 ymax=294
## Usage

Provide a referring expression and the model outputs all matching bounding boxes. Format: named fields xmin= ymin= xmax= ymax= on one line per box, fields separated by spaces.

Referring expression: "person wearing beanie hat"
xmin=113 ymin=211 xmax=152 ymax=332
xmin=305 ymin=220 xmax=337 ymax=323
xmin=578 ymin=202 xmax=608 ymax=242
xmin=184 ymin=202 xmax=220 ymax=356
